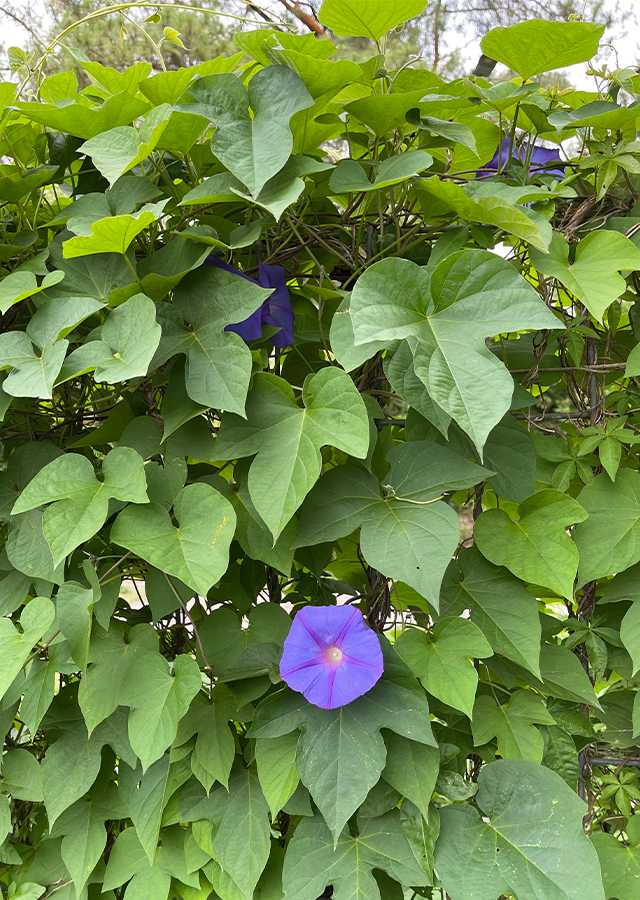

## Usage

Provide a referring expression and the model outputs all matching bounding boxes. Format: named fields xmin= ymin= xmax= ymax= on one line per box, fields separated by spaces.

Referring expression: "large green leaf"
xmin=295 ymin=441 xmax=489 ymax=607
xmin=318 ymin=0 xmax=428 ymax=40
xmin=480 ymin=20 xmax=605 ymax=80
xmin=176 ymin=67 xmax=313 ymax=196
xmin=472 ymin=691 xmax=555 ymax=762
xmin=282 ymin=810 xmax=430 ymax=900
xmin=440 ymin=547 xmax=542 ymax=677
xmin=153 ymin=265 xmax=270 ymax=416
xmin=13 ymin=446 xmax=148 ymax=565
xmin=215 ymin=368 xmax=369 ymax=541
xmin=111 ymin=483 xmax=236 ymax=597
xmin=530 ymin=232 xmax=640 ymax=322
xmin=474 ymin=490 xmax=587 ymax=598
xmin=395 ymin=618 xmax=492 ymax=717
xmin=592 ymin=831 xmax=640 ymax=900
xmin=574 ymin=470 xmax=640 ymax=586
xmin=435 ymin=759 xmax=605 ymax=900
xmin=349 ymin=253 xmax=558 ymax=451
xmin=250 ymin=643 xmax=436 ymax=839
xmin=0 ymin=597 xmax=55 ymax=701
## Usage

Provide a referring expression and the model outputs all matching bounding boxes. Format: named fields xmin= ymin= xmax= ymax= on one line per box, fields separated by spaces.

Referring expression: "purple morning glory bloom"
xmin=280 ymin=605 xmax=384 ymax=709
xmin=479 ymin=137 xmax=566 ymax=178
xmin=203 ymin=255 xmax=294 ymax=348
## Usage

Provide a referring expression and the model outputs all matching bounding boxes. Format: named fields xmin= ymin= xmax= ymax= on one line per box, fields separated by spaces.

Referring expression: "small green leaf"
xmin=574 ymin=470 xmax=640 ymax=585
xmin=255 ymin=732 xmax=300 ymax=818
xmin=119 ymin=755 xmax=170 ymax=862
xmin=382 ymin=733 xmax=439 ymax=821
xmin=0 ymin=332 xmax=68 ymax=400
xmin=0 ymin=749 xmax=43 ymax=801
xmin=62 ymin=202 xmax=166 ymax=257
xmin=55 ymin=581 xmax=94 ymax=672
xmin=182 ymin=768 xmax=270 ymax=900
xmin=395 ymin=619 xmax=492 ymax=717
xmin=621 ymin=602 xmax=640 ymax=675
xmin=329 ymin=151 xmax=432 ymax=193
xmin=41 ymin=724 xmax=104 ymax=825
xmin=215 ymin=368 xmax=369 ymax=541
xmin=93 ymin=294 xmax=161 ymax=383
xmin=0 ymin=270 xmax=65 ymax=315
xmin=474 ymin=490 xmax=587 ymax=598
xmin=154 ymin=265 xmax=270 ymax=415
xmin=111 ymin=483 xmax=236 ymax=597
xmin=13 ymin=446 xmax=148 ymax=565
xmin=530 ymin=231 xmax=640 ymax=323
xmin=472 ymin=691 xmax=555 ymax=762
xmin=79 ymin=105 xmax=172 ymax=185
xmin=55 ymin=798 xmax=110 ymax=894
xmin=0 ymin=597 xmax=55 ymax=702
xmin=592 ymin=831 xmax=640 ymax=900
xmin=440 ymin=547 xmax=542 ymax=677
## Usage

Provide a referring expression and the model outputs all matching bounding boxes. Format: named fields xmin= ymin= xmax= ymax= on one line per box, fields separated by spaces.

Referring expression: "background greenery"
xmin=0 ymin=0 xmax=632 ymax=79
xmin=1 ymin=2 xmax=640 ymax=900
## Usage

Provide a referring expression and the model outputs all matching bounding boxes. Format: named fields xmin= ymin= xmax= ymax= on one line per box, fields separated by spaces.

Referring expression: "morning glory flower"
xmin=203 ymin=255 xmax=295 ymax=348
xmin=479 ymin=136 xmax=566 ymax=178
xmin=280 ymin=605 xmax=383 ymax=709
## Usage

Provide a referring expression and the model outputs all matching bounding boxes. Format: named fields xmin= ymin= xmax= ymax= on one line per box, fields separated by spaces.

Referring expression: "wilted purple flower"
xmin=203 ymin=255 xmax=294 ymax=348
xmin=280 ymin=605 xmax=383 ymax=709
xmin=479 ymin=137 xmax=566 ymax=178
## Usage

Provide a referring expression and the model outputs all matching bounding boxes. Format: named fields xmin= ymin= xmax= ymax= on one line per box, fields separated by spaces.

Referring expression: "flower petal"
xmin=478 ymin=137 xmax=565 ymax=179
xmin=280 ymin=605 xmax=383 ymax=709
xmin=258 ymin=263 xmax=295 ymax=348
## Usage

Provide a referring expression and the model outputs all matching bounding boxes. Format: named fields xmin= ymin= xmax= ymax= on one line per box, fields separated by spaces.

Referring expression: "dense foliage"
xmin=3 ymin=3 xmax=640 ymax=899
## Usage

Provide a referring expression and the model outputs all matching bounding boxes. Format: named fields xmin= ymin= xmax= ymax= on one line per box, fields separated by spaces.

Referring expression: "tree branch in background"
xmin=276 ymin=0 xmax=325 ymax=35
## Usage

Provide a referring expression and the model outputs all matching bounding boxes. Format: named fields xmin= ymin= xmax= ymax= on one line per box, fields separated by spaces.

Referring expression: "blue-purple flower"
xmin=280 ymin=605 xmax=383 ymax=709
xmin=479 ymin=137 xmax=566 ymax=178
xmin=203 ymin=255 xmax=295 ymax=348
